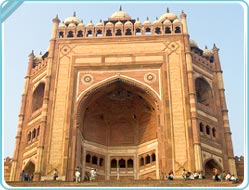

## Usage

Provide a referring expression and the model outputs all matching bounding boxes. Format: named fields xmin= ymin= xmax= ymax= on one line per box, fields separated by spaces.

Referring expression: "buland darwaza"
xmin=10 ymin=7 xmax=237 ymax=181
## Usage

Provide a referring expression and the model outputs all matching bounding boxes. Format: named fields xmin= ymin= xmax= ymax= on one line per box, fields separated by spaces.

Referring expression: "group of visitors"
xmin=182 ymin=169 xmax=205 ymax=180
xmin=20 ymin=170 xmax=34 ymax=181
xmin=75 ymin=167 xmax=97 ymax=182
xmin=161 ymin=169 xmax=206 ymax=180
xmin=52 ymin=167 xmax=97 ymax=183
xmin=161 ymin=170 xmax=174 ymax=180
xmin=21 ymin=167 xmax=239 ymax=184
xmin=212 ymin=168 xmax=239 ymax=183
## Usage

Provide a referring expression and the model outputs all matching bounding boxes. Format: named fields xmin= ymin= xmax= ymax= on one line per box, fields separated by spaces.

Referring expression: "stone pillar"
xmin=166 ymin=44 xmax=190 ymax=174
xmin=134 ymin=154 xmax=137 ymax=180
xmin=106 ymin=155 xmax=110 ymax=180
xmin=180 ymin=10 xmax=188 ymax=35
xmin=50 ymin=15 xmax=60 ymax=40
xmin=10 ymin=51 xmax=34 ymax=181
xmin=185 ymin=40 xmax=203 ymax=172
xmin=212 ymin=44 xmax=237 ymax=176
xmin=34 ymin=16 xmax=60 ymax=181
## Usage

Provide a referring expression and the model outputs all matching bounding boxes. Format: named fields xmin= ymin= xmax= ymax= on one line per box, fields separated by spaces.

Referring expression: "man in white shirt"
xmin=75 ymin=170 xmax=81 ymax=183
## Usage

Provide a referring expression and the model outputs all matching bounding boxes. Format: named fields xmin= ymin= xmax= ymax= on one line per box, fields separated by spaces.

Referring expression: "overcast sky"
xmin=2 ymin=2 xmax=247 ymax=160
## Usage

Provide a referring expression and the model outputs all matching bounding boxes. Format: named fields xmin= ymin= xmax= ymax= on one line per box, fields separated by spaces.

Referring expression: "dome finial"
xmin=137 ymin=17 xmax=139 ymax=21
xmin=52 ymin=14 xmax=60 ymax=23
xmin=167 ymin=7 xmax=170 ymax=13
xmin=119 ymin=5 xmax=122 ymax=11
xmin=180 ymin=10 xmax=187 ymax=18
xmin=28 ymin=50 xmax=34 ymax=57
xmin=212 ymin=43 xmax=219 ymax=51
xmin=73 ymin=11 xmax=76 ymax=17
xmin=146 ymin=16 xmax=149 ymax=20
xmin=205 ymin=45 xmax=208 ymax=49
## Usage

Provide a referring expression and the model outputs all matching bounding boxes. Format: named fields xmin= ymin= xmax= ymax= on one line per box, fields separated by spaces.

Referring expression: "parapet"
xmin=56 ymin=9 xmax=184 ymax=39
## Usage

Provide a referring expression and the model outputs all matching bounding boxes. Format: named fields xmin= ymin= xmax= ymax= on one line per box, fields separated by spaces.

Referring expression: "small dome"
xmin=173 ymin=19 xmax=181 ymax=24
xmin=109 ymin=6 xmax=131 ymax=21
xmin=153 ymin=17 xmax=160 ymax=25
xmin=78 ymin=21 xmax=84 ymax=27
xmin=163 ymin=19 xmax=171 ymax=25
xmin=86 ymin=20 xmax=94 ymax=27
xmin=115 ymin=21 xmax=123 ymax=27
xmin=134 ymin=18 xmax=142 ymax=27
xmin=35 ymin=54 xmax=43 ymax=60
xmin=159 ymin=8 xmax=178 ymax=22
xmin=124 ymin=20 xmax=133 ymax=27
xmin=59 ymin=22 xmax=66 ymax=28
xmin=68 ymin=22 xmax=76 ymax=28
xmin=144 ymin=17 xmax=151 ymax=25
xmin=106 ymin=21 xmax=114 ymax=27
xmin=189 ymin=39 xmax=199 ymax=48
xmin=96 ymin=20 xmax=104 ymax=27
xmin=203 ymin=46 xmax=213 ymax=57
xmin=64 ymin=12 xmax=81 ymax=25
xmin=34 ymin=52 xmax=43 ymax=63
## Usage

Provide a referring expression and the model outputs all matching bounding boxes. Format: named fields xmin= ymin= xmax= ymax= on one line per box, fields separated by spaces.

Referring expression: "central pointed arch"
xmin=71 ymin=75 xmax=162 ymax=180
xmin=76 ymin=75 xmax=161 ymax=121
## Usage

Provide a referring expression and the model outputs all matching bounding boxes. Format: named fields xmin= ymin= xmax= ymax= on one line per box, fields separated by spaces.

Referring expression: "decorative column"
xmin=180 ymin=10 xmax=188 ymax=35
xmin=34 ymin=15 xmax=60 ymax=181
xmin=212 ymin=44 xmax=237 ymax=176
xmin=10 ymin=51 xmax=34 ymax=181
xmin=181 ymin=11 xmax=203 ymax=172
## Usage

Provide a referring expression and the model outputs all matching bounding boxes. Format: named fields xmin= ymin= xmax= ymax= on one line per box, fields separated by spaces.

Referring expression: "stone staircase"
xmin=6 ymin=179 xmax=242 ymax=188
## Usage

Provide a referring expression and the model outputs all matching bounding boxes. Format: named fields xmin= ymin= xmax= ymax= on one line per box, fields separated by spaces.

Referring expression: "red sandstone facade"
xmin=10 ymin=8 xmax=237 ymax=181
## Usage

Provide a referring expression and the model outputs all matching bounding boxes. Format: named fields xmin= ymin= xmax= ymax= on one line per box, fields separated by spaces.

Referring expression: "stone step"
xmin=6 ymin=179 xmax=241 ymax=188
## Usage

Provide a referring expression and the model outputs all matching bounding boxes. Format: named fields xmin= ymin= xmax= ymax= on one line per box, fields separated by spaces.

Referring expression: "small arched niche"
xmin=195 ymin=77 xmax=213 ymax=107
xmin=32 ymin=83 xmax=45 ymax=112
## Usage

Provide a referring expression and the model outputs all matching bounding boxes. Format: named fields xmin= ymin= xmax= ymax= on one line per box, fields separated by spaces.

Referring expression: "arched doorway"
xmin=23 ymin=161 xmax=35 ymax=180
xmin=204 ymin=159 xmax=222 ymax=179
xmin=76 ymin=78 xmax=160 ymax=180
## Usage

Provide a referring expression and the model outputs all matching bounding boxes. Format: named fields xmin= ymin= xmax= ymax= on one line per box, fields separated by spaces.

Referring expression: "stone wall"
xmin=235 ymin=156 xmax=244 ymax=179
xmin=4 ymin=157 xmax=12 ymax=182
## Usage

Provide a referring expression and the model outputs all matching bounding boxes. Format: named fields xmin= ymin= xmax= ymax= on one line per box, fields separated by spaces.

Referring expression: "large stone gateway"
xmin=10 ymin=7 xmax=237 ymax=181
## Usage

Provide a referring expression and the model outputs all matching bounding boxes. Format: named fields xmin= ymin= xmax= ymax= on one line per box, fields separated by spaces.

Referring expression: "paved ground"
xmin=6 ymin=179 xmax=242 ymax=188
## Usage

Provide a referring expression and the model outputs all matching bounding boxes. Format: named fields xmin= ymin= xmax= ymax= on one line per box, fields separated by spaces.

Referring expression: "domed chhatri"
xmin=77 ymin=20 xmax=84 ymax=27
xmin=159 ymin=8 xmax=178 ymax=22
xmin=64 ymin=12 xmax=81 ymax=25
xmin=189 ymin=39 xmax=199 ymax=48
xmin=153 ymin=17 xmax=160 ymax=25
xmin=143 ymin=17 xmax=151 ymax=25
xmin=124 ymin=20 xmax=133 ymax=27
xmin=58 ymin=21 xmax=66 ymax=28
xmin=203 ymin=46 xmax=213 ymax=57
xmin=96 ymin=19 xmax=104 ymax=27
xmin=108 ymin=6 xmax=131 ymax=21
xmin=134 ymin=18 xmax=142 ymax=27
